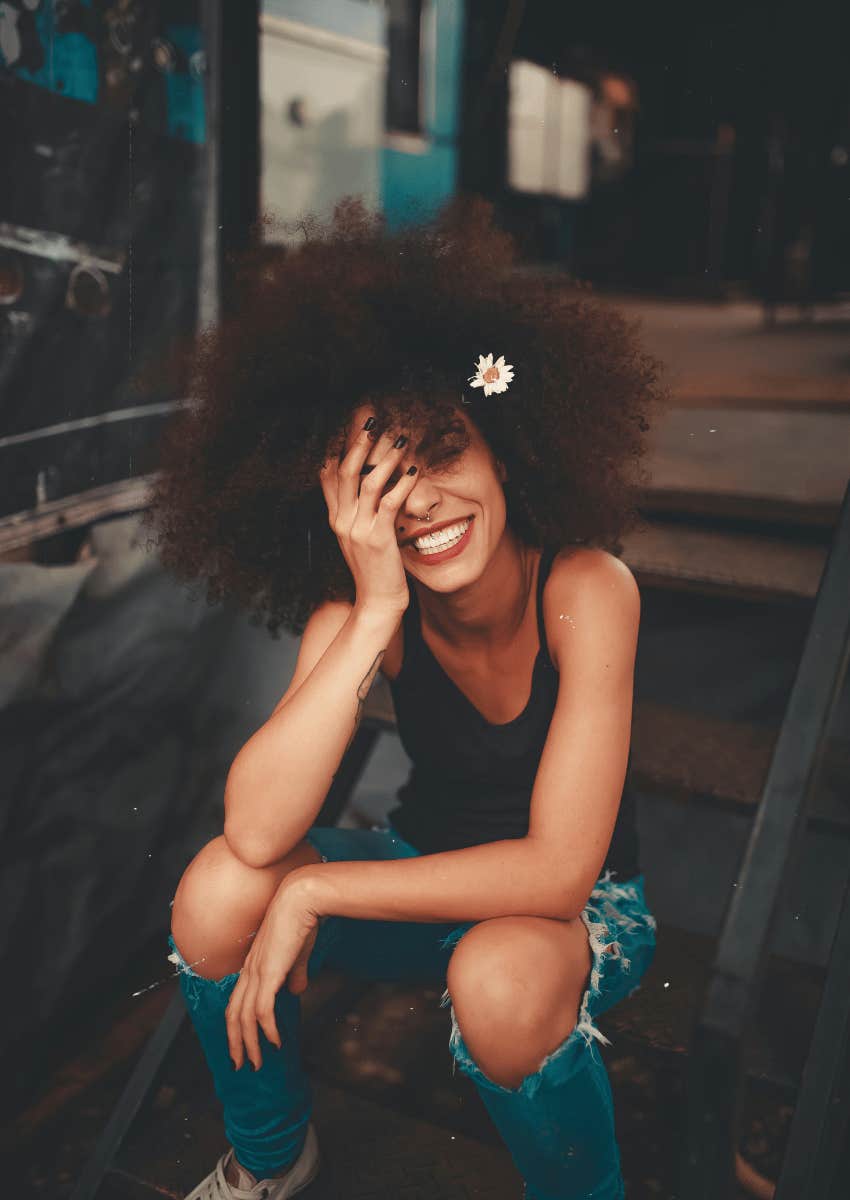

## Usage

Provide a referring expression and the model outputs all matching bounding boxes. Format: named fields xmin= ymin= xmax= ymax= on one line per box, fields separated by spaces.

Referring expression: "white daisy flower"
xmin=468 ymin=352 xmax=515 ymax=397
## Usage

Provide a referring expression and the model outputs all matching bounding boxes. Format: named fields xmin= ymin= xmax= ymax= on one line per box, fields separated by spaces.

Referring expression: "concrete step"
xmin=620 ymin=520 xmax=826 ymax=603
xmin=112 ymin=1063 xmax=521 ymax=1200
xmin=630 ymin=701 xmax=850 ymax=832
xmin=600 ymin=924 xmax=823 ymax=1093
xmin=7 ymin=924 xmax=795 ymax=1200
xmin=642 ymin=408 xmax=850 ymax=529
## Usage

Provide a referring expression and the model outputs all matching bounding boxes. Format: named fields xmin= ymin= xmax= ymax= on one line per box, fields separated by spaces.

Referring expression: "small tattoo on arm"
xmin=338 ymin=650 xmax=385 ymax=764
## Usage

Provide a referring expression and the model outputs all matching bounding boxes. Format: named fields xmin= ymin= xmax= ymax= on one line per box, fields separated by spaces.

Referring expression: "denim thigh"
xmin=303 ymin=822 xmax=473 ymax=984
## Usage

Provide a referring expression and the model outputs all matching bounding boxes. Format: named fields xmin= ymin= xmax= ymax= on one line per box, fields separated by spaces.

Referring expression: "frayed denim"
xmin=437 ymin=871 xmax=656 ymax=1199
xmin=168 ymin=824 xmax=656 ymax=1196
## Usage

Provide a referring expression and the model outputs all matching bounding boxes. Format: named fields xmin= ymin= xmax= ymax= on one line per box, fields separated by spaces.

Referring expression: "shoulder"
xmin=542 ymin=547 xmax=640 ymax=673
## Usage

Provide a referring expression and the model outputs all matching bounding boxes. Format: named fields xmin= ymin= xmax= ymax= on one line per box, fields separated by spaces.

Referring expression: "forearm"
xmin=296 ymin=835 xmax=581 ymax=925
xmin=224 ymin=604 xmax=402 ymax=866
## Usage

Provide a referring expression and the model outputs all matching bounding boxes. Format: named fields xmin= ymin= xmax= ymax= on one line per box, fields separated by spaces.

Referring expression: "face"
xmin=342 ymin=402 xmax=509 ymax=592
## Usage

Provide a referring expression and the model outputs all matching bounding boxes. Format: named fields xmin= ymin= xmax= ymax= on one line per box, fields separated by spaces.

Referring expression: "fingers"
xmin=287 ymin=937 xmax=314 ymax=995
xmin=225 ymin=967 xmax=281 ymax=1072
xmin=323 ymin=414 xmax=418 ymax=534
xmin=335 ymin=420 xmax=386 ymax=524
xmin=225 ymin=974 xmax=248 ymax=1070
xmin=374 ymin=460 xmax=419 ymax=523
xmin=238 ymin=974 xmax=264 ymax=1071
xmin=254 ymin=979 xmax=282 ymax=1050
xmin=351 ymin=433 xmax=417 ymax=526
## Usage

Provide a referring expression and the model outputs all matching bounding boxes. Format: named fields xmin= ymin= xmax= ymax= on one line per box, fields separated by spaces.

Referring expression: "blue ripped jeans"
xmin=168 ymin=823 xmax=657 ymax=1200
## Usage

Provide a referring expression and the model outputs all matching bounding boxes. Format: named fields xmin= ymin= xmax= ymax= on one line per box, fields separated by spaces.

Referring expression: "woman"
xmin=148 ymin=197 xmax=663 ymax=1200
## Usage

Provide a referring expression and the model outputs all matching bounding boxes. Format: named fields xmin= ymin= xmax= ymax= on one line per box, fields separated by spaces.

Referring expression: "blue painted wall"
xmin=262 ymin=0 xmax=465 ymax=228
xmin=1 ymin=1 xmax=205 ymax=143
xmin=381 ymin=0 xmax=465 ymax=229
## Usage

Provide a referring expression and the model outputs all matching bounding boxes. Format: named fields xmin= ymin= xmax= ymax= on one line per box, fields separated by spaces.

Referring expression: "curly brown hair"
xmin=142 ymin=195 xmax=665 ymax=637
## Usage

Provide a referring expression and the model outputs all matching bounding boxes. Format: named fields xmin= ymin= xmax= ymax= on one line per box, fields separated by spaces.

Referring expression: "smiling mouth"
xmin=410 ymin=516 xmax=473 ymax=554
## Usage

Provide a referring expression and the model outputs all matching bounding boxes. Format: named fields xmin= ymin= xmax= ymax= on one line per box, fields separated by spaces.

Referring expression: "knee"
xmin=446 ymin=920 xmax=547 ymax=1044
xmin=170 ymin=835 xmax=281 ymax=978
xmin=445 ymin=918 xmax=586 ymax=1089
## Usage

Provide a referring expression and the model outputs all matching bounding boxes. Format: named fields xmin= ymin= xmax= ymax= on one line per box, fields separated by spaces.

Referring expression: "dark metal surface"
xmin=69 ymin=988 xmax=186 ymax=1200
xmin=775 ymin=871 xmax=850 ymax=1199
xmin=684 ymin=476 xmax=850 ymax=1198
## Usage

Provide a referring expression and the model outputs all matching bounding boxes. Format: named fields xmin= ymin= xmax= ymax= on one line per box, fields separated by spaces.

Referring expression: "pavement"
xmin=609 ymin=294 xmax=850 ymax=410
xmin=615 ymin=295 xmax=850 ymax=525
xmin=512 ymin=275 xmax=850 ymax=525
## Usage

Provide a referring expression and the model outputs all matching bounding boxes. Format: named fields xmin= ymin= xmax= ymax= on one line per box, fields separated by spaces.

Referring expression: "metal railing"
xmin=683 ymin=477 xmax=850 ymax=1197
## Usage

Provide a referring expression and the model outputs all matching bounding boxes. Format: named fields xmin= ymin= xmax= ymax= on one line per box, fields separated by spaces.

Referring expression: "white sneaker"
xmin=184 ymin=1122 xmax=320 ymax=1199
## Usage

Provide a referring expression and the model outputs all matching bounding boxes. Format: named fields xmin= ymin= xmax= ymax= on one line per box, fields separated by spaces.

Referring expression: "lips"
xmin=401 ymin=515 xmax=474 ymax=546
xmin=406 ymin=516 xmax=475 ymax=565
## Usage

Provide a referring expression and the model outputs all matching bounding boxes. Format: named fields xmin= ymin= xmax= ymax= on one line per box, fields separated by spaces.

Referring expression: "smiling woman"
xmin=143 ymin=194 xmax=664 ymax=638
xmin=147 ymin=195 xmax=665 ymax=1200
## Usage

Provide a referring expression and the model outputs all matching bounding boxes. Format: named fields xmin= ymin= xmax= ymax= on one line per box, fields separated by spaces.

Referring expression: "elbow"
xmin=223 ymin=818 xmax=278 ymax=870
xmin=561 ymin=895 xmax=588 ymax=922
xmin=559 ymin=877 xmax=597 ymax=922
xmin=222 ymin=771 xmax=275 ymax=870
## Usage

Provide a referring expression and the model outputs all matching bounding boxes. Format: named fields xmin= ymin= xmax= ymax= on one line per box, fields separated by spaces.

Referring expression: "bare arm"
xmin=223 ymin=600 xmax=402 ymax=868
xmin=295 ymin=550 xmax=641 ymax=924
xmin=226 ymin=411 xmax=419 ymax=868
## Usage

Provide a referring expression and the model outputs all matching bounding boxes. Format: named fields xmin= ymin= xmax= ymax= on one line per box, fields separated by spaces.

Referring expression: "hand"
xmin=319 ymin=413 xmax=419 ymax=615
xmin=225 ymin=874 xmax=322 ymax=1071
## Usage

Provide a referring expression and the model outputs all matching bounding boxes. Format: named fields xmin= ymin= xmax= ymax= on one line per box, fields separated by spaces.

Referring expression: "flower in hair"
xmin=468 ymin=353 xmax=515 ymax=397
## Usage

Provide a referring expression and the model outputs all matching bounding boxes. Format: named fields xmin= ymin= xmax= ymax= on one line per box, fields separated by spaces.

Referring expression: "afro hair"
xmin=142 ymin=195 xmax=664 ymax=637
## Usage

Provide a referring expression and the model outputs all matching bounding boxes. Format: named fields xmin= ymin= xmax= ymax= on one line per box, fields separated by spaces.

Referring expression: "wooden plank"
xmin=621 ymin=522 xmax=826 ymax=602
xmin=0 ymin=475 xmax=157 ymax=553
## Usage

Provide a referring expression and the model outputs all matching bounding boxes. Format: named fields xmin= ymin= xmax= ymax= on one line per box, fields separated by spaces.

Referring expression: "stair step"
xmin=620 ymin=522 xmax=826 ymax=602
xmin=642 ymin=408 xmax=850 ymax=529
xmin=112 ymin=1019 xmax=521 ymax=1200
xmin=363 ymin=683 xmax=850 ymax=833
xmin=600 ymin=924 xmax=823 ymax=1093
xmin=631 ymin=701 xmax=850 ymax=830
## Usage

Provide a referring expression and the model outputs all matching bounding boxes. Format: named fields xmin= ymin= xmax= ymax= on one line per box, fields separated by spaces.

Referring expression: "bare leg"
xmin=171 ymin=834 xmax=322 ymax=979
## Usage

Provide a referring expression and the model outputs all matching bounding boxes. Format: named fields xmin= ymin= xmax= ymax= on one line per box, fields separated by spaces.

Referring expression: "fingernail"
xmin=230 ymin=1059 xmax=237 ymax=1070
xmin=393 ymin=435 xmax=408 ymax=449
xmin=406 ymin=465 xmax=417 ymax=475
xmin=363 ymin=417 xmax=376 ymax=431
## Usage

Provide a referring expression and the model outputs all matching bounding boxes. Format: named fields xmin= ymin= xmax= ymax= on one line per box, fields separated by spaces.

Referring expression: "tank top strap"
xmin=535 ymin=546 xmax=558 ymax=670
xmin=399 ymin=546 xmax=559 ymax=676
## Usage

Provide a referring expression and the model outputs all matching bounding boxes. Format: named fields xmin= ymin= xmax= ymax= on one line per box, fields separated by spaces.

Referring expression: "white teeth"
xmin=413 ymin=518 xmax=471 ymax=554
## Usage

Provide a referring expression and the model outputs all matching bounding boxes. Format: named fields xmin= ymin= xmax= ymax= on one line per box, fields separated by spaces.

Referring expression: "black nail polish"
xmin=230 ymin=1059 xmax=237 ymax=1070
xmin=393 ymin=435 xmax=408 ymax=449
xmin=406 ymin=465 xmax=417 ymax=475
xmin=363 ymin=416 xmax=376 ymax=431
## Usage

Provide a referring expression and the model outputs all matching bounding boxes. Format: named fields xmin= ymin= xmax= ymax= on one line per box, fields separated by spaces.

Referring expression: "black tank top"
xmin=386 ymin=546 xmax=642 ymax=881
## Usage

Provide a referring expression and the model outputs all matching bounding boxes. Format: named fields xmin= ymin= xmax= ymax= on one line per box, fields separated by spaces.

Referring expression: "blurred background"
xmin=1 ymin=3 xmax=848 ymax=1198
